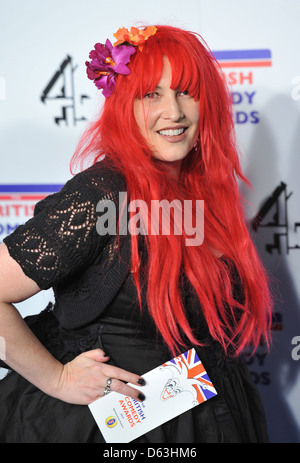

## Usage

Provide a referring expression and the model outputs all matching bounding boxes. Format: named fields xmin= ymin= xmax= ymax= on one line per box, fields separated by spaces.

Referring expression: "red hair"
xmin=71 ymin=25 xmax=273 ymax=356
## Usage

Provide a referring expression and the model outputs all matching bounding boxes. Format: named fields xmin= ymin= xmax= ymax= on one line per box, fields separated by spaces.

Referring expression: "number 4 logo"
xmin=40 ymin=55 xmax=90 ymax=126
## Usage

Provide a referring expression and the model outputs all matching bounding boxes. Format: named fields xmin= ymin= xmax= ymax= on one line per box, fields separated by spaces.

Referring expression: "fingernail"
xmin=138 ymin=393 xmax=146 ymax=401
xmin=137 ymin=378 xmax=146 ymax=386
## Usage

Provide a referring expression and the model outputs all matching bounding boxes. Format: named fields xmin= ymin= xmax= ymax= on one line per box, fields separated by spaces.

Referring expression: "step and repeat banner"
xmin=1 ymin=0 xmax=300 ymax=443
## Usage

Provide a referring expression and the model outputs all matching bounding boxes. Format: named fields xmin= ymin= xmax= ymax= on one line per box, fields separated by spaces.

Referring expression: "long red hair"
xmin=71 ymin=25 xmax=273 ymax=356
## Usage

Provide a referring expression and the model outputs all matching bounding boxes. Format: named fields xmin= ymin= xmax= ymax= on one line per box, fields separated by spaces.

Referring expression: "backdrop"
xmin=1 ymin=0 xmax=299 ymax=443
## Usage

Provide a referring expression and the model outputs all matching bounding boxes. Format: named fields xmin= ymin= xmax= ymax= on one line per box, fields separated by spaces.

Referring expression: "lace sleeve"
xmin=3 ymin=163 xmax=125 ymax=290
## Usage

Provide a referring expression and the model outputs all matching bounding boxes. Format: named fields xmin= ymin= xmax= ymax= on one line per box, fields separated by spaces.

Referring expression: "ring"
xmin=102 ymin=377 xmax=113 ymax=397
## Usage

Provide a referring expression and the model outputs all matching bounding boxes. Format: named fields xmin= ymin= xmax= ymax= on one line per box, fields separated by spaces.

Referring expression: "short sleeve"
xmin=3 ymin=162 xmax=126 ymax=290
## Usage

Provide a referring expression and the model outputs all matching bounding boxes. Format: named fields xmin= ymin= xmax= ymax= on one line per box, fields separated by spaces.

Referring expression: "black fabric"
xmin=0 ymin=280 xmax=269 ymax=443
xmin=0 ymin=161 xmax=269 ymax=443
xmin=3 ymin=161 xmax=132 ymax=329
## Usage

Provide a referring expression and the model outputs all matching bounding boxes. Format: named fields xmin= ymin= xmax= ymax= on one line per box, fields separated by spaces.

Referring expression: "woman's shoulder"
xmin=34 ymin=157 xmax=126 ymax=216
xmin=70 ymin=156 xmax=127 ymax=194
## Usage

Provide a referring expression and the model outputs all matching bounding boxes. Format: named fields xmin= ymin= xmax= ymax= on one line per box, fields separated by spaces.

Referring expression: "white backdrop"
xmin=1 ymin=0 xmax=300 ymax=443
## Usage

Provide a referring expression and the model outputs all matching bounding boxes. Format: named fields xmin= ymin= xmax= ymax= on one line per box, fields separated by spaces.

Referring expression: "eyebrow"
xmin=153 ymin=85 xmax=183 ymax=92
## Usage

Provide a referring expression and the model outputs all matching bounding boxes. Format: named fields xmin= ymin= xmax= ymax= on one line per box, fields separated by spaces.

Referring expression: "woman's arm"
xmin=0 ymin=243 xmax=145 ymax=404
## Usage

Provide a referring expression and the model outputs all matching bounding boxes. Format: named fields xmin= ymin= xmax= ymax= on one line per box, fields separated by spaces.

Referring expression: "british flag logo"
xmin=161 ymin=348 xmax=218 ymax=405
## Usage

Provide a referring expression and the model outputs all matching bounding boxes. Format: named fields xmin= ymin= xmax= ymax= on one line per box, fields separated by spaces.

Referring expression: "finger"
xmin=109 ymin=378 xmax=146 ymax=402
xmin=101 ymin=364 xmax=145 ymax=388
xmin=82 ymin=349 xmax=110 ymax=362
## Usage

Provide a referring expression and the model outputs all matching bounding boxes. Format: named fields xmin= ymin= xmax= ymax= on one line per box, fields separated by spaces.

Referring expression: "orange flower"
xmin=113 ymin=26 xmax=157 ymax=51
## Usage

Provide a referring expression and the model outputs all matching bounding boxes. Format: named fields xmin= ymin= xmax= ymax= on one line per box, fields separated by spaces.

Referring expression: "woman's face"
xmin=133 ymin=56 xmax=200 ymax=171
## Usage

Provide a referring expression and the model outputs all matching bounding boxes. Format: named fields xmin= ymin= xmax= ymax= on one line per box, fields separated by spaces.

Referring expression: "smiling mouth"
xmin=157 ymin=127 xmax=187 ymax=137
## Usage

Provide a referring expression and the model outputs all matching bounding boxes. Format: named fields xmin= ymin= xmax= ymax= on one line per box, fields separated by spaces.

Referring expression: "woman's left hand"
xmin=52 ymin=348 xmax=146 ymax=405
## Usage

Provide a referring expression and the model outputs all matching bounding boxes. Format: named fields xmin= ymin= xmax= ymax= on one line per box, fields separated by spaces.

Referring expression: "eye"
xmin=144 ymin=91 xmax=160 ymax=100
xmin=178 ymin=90 xmax=189 ymax=97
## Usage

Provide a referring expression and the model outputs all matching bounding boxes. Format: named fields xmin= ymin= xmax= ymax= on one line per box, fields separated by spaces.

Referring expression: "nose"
xmin=161 ymin=93 xmax=184 ymax=122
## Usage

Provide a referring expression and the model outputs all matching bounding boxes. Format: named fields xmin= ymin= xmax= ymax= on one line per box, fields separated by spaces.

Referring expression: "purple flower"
xmin=85 ymin=39 xmax=136 ymax=97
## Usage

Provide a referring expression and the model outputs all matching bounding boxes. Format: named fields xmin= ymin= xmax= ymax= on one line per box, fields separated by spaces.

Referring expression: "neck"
xmin=158 ymin=159 xmax=182 ymax=181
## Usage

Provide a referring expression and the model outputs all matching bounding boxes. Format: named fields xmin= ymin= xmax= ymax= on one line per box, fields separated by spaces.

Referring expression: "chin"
xmin=154 ymin=152 xmax=189 ymax=163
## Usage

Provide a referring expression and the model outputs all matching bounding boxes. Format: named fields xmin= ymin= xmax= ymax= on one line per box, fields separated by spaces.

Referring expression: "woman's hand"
xmin=54 ymin=348 xmax=146 ymax=405
xmin=0 ymin=244 xmax=146 ymax=406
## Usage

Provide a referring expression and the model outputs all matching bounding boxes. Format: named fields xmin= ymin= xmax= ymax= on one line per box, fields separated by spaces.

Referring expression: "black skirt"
xmin=0 ymin=276 xmax=269 ymax=443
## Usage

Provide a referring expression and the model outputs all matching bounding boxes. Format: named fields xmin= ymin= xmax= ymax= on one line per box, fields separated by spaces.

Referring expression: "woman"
xmin=0 ymin=25 xmax=272 ymax=443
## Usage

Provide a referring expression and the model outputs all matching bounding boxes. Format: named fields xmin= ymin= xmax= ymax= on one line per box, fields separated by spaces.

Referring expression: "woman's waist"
xmin=22 ymin=306 xmax=242 ymax=378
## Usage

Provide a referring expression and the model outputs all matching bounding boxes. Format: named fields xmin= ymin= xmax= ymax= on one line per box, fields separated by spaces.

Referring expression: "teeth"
xmin=158 ymin=128 xmax=185 ymax=136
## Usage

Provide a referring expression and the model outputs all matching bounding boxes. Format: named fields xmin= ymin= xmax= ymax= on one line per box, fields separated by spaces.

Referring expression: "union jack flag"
xmin=162 ymin=348 xmax=218 ymax=404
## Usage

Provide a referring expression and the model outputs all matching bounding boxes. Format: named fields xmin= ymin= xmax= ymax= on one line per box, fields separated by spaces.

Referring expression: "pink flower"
xmin=85 ymin=39 xmax=136 ymax=97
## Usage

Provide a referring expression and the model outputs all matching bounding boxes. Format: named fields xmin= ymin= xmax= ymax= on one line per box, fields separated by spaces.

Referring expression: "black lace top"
xmin=3 ymin=161 xmax=132 ymax=329
xmin=0 ymin=160 xmax=270 ymax=443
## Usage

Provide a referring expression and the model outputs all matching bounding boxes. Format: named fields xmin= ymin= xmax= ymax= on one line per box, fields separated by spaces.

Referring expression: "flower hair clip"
xmin=85 ymin=26 xmax=157 ymax=97
xmin=113 ymin=26 xmax=157 ymax=51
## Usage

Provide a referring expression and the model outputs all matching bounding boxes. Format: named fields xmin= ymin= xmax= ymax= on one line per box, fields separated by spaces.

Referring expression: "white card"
xmin=88 ymin=348 xmax=218 ymax=443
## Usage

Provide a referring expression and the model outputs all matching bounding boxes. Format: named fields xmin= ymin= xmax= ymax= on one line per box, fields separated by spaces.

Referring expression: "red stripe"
xmin=187 ymin=365 xmax=206 ymax=380
xmin=0 ymin=195 xmax=46 ymax=201
xmin=180 ymin=353 xmax=206 ymax=380
xmin=192 ymin=384 xmax=205 ymax=404
xmin=219 ymin=60 xmax=272 ymax=68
